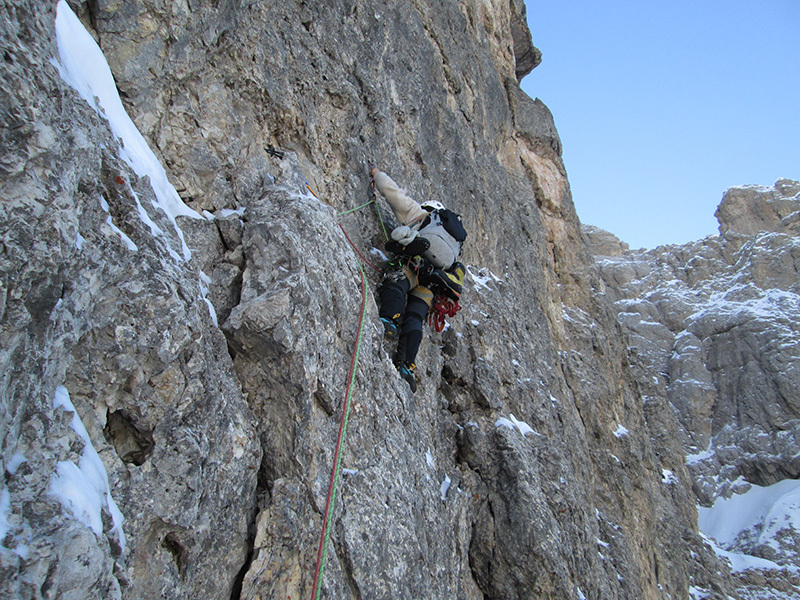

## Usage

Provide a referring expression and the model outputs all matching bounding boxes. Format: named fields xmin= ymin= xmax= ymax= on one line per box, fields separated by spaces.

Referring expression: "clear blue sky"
xmin=521 ymin=1 xmax=800 ymax=249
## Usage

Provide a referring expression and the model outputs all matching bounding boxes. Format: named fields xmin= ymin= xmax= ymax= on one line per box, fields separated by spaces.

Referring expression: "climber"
xmin=370 ymin=166 xmax=467 ymax=393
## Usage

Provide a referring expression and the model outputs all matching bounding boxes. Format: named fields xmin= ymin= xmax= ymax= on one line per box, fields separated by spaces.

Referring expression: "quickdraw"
xmin=428 ymin=294 xmax=461 ymax=332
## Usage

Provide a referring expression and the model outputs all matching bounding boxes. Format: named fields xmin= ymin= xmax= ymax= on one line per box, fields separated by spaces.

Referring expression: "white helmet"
xmin=421 ymin=200 xmax=445 ymax=213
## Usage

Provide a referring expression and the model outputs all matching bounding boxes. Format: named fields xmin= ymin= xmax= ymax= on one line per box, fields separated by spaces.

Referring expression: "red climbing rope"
xmin=428 ymin=294 xmax=461 ymax=332
xmin=310 ymin=264 xmax=368 ymax=600
xmin=338 ymin=223 xmax=382 ymax=273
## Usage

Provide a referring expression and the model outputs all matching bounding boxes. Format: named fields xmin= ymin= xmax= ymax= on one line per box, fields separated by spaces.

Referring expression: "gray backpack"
xmin=416 ymin=209 xmax=466 ymax=269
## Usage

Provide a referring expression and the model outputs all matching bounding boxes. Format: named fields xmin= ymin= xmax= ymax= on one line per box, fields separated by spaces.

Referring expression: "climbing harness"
xmin=336 ymin=171 xmax=463 ymax=335
xmin=311 ymin=264 xmax=368 ymax=600
xmin=428 ymin=294 xmax=461 ymax=332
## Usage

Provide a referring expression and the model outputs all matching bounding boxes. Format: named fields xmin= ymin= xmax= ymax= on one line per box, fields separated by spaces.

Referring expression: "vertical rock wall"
xmin=0 ymin=2 xmax=260 ymax=599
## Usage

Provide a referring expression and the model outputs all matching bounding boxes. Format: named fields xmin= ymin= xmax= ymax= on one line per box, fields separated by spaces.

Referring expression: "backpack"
xmin=416 ymin=209 xmax=466 ymax=269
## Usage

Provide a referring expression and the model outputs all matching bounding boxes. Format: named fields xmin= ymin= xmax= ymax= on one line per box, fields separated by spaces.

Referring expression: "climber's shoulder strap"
xmin=427 ymin=208 xmax=466 ymax=242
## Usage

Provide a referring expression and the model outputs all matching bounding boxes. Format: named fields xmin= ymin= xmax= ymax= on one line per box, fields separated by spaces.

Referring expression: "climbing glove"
xmin=386 ymin=236 xmax=430 ymax=259
xmin=391 ymin=225 xmax=418 ymax=246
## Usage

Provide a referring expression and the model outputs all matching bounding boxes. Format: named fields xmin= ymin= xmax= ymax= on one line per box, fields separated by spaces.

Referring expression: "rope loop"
xmin=428 ymin=294 xmax=461 ymax=332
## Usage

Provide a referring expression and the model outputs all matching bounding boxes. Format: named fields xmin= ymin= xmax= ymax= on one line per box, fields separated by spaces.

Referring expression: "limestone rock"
xmin=590 ymin=179 xmax=800 ymax=599
xmin=716 ymin=179 xmax=800 ymax=237
xmin=582 ymin=224 xmax=630 ymax=257
xmin=508 ymin=0 xmax=542 ymax=80
xmin=1 ymin=2 xmax=259 ymax=599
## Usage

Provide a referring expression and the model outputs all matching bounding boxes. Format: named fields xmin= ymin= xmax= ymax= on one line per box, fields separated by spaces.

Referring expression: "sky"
xmin=521 ymin=1 xmax=800 ymax=249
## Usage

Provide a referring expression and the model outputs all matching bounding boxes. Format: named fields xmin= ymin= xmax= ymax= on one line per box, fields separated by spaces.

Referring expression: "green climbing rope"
xmin=310 ymin=263 xmax=368 ymax=600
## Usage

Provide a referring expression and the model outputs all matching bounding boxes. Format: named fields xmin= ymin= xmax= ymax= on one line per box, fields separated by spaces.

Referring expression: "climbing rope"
xmin=336 ymin=198 xmax=375 ymax=216
xmin=335 ymin=172 xmax=393 ymax=273
xmin=333 ymin=172 xmax=389 ymax=241
xmin=428 ymin=294 xmax=461 ymax=332
xmin=338 ymin=224 xmax=381 ymax=273
xmin=311 ymin=263 xmax=368 ymax=600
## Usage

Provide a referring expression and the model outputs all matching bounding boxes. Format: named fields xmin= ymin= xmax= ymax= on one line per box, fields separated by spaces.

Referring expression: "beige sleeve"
xmin=373 ymin=170 xmax=427 ymax=226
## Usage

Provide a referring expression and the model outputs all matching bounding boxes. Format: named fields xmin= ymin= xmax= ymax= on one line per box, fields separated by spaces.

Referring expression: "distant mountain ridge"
xmin=585 ymin=178 xmax=800 ymax=599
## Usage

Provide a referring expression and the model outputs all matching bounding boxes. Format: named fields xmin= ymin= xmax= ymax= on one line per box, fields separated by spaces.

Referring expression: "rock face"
xmin=716 ymin=180 xmax=800 ymax=237
xmin=1 ymin=0 xmax=785 ymax=599
xmin=0 ymin=3 xmax=260 ymax=599
xmin=586 ymin=180 xmax=800 ymax=599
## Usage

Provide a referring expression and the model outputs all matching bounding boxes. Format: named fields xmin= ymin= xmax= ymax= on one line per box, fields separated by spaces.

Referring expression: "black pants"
xmin=379 ymin=271 xmax=430 ymax=366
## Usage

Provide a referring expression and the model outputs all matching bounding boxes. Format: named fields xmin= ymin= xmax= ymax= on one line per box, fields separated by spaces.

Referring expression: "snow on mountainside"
xmin=586 ymin=179 xmax=800 ymax=598
xmin=54 ymin=1 xmax=200 ymax=261
xmin=699 ymin=479 xmax=800 ymax=573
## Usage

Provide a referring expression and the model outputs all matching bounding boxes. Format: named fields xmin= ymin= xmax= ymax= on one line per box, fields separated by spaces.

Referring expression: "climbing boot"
xmin=398 ymin=362 xmax=417 ymax=393
xmin=429 ymin=262 xmax=465 ymax=301
xmin=381 ymin=317 xmax=398 ymax=340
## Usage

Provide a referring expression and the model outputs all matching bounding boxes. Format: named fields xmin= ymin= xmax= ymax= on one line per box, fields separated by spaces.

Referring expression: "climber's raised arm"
xmin=370 ymin=167 xmax=428 ymax=226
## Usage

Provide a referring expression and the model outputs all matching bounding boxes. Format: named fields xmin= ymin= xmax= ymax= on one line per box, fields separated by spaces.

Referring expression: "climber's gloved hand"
xmin=391 ymin=225 xmax=418 ymax=246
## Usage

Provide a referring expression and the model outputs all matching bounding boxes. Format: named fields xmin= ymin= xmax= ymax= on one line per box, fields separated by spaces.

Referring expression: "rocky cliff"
xmin=0 ymin=1 xmax=794 ymax=599
xmin=586 ymin=180 xmax=800 ymax=600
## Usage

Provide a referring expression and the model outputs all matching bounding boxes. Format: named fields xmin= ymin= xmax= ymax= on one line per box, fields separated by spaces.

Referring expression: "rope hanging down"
xmin=310 ymin=264 xmax=368 ymax=600
xmin=338 ymin=224 xmax=381 ymax=273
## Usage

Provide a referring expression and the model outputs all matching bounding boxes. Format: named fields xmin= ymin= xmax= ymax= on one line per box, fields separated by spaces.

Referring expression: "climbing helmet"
xmin=420 ymin=200 xmax=445 ymax=213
